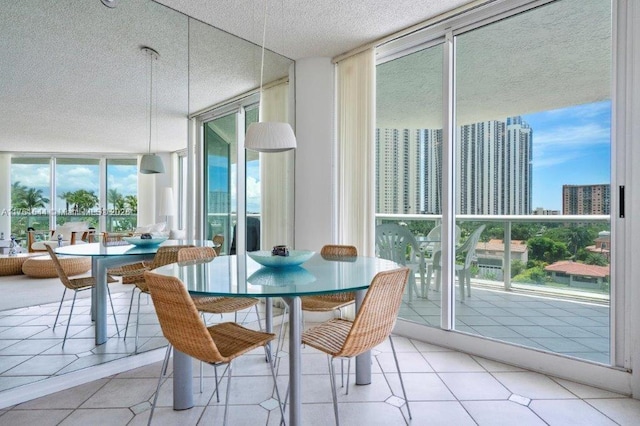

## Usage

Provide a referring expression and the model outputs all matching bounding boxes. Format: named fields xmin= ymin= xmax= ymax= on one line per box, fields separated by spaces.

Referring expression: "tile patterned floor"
xmin=1 ymin=333 xmax=639 ymax=425
xmin=0 ymin=279 xmax=631 ymax=425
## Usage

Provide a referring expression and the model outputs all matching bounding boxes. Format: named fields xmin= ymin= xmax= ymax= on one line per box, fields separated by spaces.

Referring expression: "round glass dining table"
xmin=55 ymin=240 xmax=212 ymax=345
xmin=153 ymin=252 xmax=401 ymax=426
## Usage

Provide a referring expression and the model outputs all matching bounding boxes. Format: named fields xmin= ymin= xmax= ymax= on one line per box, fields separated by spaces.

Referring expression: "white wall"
xmin=137 ymin=152 xmax=174 ymax=229
xmin=0 ymin=154 xmax=11 ymax=238
xmin=294 ymin=58 xmax=335 ymax=251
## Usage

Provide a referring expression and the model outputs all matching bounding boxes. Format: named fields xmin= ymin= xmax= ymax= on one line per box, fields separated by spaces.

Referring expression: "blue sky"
xmin=523 ymin=100 xmax=611 ymax=211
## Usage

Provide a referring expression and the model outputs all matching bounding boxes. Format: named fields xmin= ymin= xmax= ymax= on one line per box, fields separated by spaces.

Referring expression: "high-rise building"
xmin=562 ymin=184 xmax=610 ymax=215
xmin=376 ymin=116 xmax=532 ymax=215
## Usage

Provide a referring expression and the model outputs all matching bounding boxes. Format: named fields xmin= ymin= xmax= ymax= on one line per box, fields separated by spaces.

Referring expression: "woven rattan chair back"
xmin=320 ymin=244 xmax=357 ymax=258
xmin=149 ymin=245 xmax=193 ymax=269
xmin=337 ymin=267 xmax=409 ymax=358
xmin=212 ymin=234 xmax=224 ymax=256
xmin=178 ymin=246 xmax=217 ymax=265
xmin=45 ymin=245 xmax=73 ymax=289
xmin=144 ymin=271 xmax=225 ymax=364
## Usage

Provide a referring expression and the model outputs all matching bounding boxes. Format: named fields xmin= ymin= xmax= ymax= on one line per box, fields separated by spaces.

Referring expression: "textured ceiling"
xmin=0 ymin=0 xmax=292 ymax=154
xmin=377 ymin=0 xmax=611 ymax=129
xmin=2 ymin=0 xmax=607 ymax=156
xmin=155 ymin=0 xmax=473 ymax=60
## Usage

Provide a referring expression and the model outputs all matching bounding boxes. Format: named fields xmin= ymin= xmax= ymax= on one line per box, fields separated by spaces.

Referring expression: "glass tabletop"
xmin=55 ymin=240 xmax=212 ymax=257
xmin=153 ymin=253 xmax=401 ymax=298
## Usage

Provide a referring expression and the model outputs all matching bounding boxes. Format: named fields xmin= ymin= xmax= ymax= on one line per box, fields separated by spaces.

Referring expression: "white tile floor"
xmin=1 ymin=327 xmax=640 ymax=425
xmin=0 ymin=279 xmax=637 ymax=425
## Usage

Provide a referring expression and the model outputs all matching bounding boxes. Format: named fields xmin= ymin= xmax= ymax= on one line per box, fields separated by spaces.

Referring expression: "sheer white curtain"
xmin=337 ymin=49 xmax=376 ymax=256
xmin=260 ymin=82 xmax=295 ymax=249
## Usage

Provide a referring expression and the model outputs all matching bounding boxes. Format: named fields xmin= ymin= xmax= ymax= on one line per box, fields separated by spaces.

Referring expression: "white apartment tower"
xmin=376 ymin=116 xmax=532 ymax=215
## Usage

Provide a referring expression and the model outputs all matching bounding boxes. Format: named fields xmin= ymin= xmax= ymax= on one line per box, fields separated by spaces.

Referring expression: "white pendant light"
xmin=139 ymin=46 xmax=165 ymax=174
xmin=244 ymin=0 xmax=296 ymax=153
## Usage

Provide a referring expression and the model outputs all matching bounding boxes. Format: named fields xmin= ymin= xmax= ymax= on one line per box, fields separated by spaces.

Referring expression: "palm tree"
xmin=16 ymin=187 xmax=50 ymax=213
xmin=11 ymin=181 xmax=28 ymax=206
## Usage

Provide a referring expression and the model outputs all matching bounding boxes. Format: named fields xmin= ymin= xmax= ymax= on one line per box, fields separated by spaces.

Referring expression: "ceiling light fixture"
xmin=139 ymin=46 xmax=165 ymax=174
xmin=244 ymin=0 xmax=297 ymax=152
xmin=100 ymin=0 xmax=117 ymax=8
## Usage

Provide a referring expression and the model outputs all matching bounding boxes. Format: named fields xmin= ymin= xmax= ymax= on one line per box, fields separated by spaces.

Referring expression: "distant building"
xmin=545 ymin=260 xmax=609 ymax=289
xmin=475 ymin=239 xmax=528 ymax=280
xmin=585 ymin=230 xmax=611 ymax=261
xmin=562 ymin=184 xmax=610 ymax=215
xmin=532 ymin=207 xmax=560 ymax=215
xmin=376 ymin=116 xmax=532 ymax=215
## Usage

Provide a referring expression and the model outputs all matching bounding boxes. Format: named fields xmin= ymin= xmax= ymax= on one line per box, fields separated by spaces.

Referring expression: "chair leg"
xmin=124 ymin=287 xmax=136 ymax=341
xmin=223 ymin=361 xmax=233 ymax=426
xmin=62 ymin=290 xmax=78 ymax=349
xmin=327 ymin=356 xmax=340 ymax=426
xmin=466 ymin=270 xmax=471 ymax=297
xmin=345 ymin=358 xmax=352 ymax=395
xmin=135 ymin=290 xmax=143 ymax=353
xmin=53 ymin=287 xmax=67 ymax=331
xmin=389 ymin=335 xmax=412 ymax=419
xmin=274 ymin=304 xmax=289 ymax=363
xmin=213 ymin=365 xmax=220 ymax=402
xmin=106 ymin=284 xmax=120 ymax=337
xmin=148 ymin=344 xmax=172 ymax=426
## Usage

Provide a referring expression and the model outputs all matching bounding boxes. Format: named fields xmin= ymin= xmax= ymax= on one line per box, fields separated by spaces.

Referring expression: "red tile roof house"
xmin=544 ymin=260 xmax=610 ymax=290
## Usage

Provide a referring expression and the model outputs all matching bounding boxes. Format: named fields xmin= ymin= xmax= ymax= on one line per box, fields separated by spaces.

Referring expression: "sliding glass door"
xmin=375 ymin=0 xmax=613 ymax=365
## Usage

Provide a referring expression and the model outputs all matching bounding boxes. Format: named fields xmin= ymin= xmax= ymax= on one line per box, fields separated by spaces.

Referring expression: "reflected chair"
xmin=107 ymin=244 xmax=194 ymax=352
xmin=45 ymin=245 xmax=120 ymax=348
xmin=301 ymin=267 xmax=412 ymax=425
xmin=375 ymin=223 xmax=425 ymax=299
xmin=212 ymin=234 xmax=224 ymax=256
xmin=275 ymin=245 xmax=358 ymax=379
xmin=144 ymin=271 xmax=284 ymax=426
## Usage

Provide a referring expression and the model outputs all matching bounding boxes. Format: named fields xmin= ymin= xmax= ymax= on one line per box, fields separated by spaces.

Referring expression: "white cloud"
xmin=533 ymin=123 xmax=610 ymax=148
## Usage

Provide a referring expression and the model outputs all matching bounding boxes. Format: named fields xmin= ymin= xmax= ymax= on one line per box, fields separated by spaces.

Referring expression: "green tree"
xmin=124 ymin=195 xmax=138 ymax=213
xmin=511 ymin=259 xmax=526 ymax=278
xmin=11 ymin=181 xmax=28 ymax=206
xmin=15 ymin=187 xmax=50 ymax=212
xmin=527 ymin=236 xmax=569 ymax=264
xmin=65 ymin=189 xmax=99 ymax=212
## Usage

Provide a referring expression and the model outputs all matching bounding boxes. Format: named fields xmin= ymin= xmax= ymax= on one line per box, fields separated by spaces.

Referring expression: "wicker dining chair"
xmin=212 ymin=234 xmax=224 ymax=256
xmin=107 ymin=244 xmax=194 ymax=352
xmin=301 ymin=267 xmax=412 ymax=425
xmin=45 ymin=245 xmax=120 ymax=348
xmin=178 ymin=246 xmax=263 ymax=395
xmin=276 ymin=245 xmax=358 ymax=381
xmin=301 ymin=245 xmax=358 ymax=312
xmin=143 ymin=271 xmax=284 ymax=426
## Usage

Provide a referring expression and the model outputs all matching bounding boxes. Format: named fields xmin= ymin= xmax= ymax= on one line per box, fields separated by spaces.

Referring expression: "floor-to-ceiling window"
xmin=10 ymin=158 xmax=51 ymax=235
xmin=201 ymin=97 xmax=261 ymax=255
xmin=376 ymin=42 xmax=445 ymax=325
xmin=10 ymin=156 xmax=139 ymax=239
xmin=376 ymin=0 xmax=612 ymax=365
xmin=55 ymin=158 xmax=100 ymax=228
xmin=204 ymin=112 xmax=236 ymax=253
xmin=106 ymin=159 xmax=138 ymax=232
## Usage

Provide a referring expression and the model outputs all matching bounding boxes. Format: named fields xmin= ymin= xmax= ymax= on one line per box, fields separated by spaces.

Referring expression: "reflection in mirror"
xmin=0 ymin=0 xmax=293 ymax=401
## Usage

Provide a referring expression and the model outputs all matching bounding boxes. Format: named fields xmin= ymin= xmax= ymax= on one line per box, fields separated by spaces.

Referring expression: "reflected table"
xmin=153 ymin=253 xmax=401 ymax=426
xmin=56 ymin=240 xmax=211 ymax=345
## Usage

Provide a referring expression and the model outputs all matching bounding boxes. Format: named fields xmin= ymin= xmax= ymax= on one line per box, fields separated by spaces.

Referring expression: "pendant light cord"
xmin=259 ymin=0 xmax=267 ymax=93
xmin=148 ymin=49 xmax=153 ymax=155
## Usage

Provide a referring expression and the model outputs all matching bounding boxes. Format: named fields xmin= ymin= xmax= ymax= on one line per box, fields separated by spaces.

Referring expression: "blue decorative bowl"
xmin=247 ymin=266 xmax=316 ymax=287
xmin=247 ymin=250 xmax=314 ymax=268
xmin=122 ymin=236 xmax=169 ymax=247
